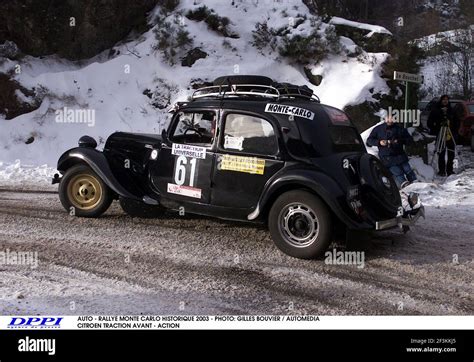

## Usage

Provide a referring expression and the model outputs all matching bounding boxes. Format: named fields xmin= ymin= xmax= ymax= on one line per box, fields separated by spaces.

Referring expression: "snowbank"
xmin=0 ymin=160 xmax=56 ymax=188
xmin=0 ymin=0 xmax=391 ymax=167
xmin=405 ymin=168 xmax=474 ymax=210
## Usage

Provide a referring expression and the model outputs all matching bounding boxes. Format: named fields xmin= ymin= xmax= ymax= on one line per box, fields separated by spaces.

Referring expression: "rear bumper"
xmin=375 ymin=205 xmax=425 ymax=231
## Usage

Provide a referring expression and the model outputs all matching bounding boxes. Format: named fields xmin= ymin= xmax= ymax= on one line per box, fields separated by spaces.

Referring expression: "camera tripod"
xmin=430 ymin=125 xmax=465 ymax=174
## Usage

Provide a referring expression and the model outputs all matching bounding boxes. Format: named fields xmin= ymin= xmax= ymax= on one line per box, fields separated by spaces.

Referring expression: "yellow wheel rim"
xmin=67 ymin=173 xmax=103 ymax=210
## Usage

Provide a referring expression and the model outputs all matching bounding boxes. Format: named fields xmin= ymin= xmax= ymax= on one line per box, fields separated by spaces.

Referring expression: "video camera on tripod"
xmin=430 ymin=107 xmax=465 ymax=173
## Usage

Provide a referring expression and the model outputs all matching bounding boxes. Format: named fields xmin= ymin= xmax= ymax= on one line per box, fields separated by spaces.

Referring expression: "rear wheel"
xmin=59 ymin=164 xmax=113 ymax=217
xmin=268 ymin=190 xmax=332 ymax=259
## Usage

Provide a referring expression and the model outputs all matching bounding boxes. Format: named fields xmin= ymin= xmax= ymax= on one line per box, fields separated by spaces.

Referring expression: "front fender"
xmin=57 ymin=147 xmax=141 ymax=201
xmin=252 ymin=168 xmax=370 ymax=229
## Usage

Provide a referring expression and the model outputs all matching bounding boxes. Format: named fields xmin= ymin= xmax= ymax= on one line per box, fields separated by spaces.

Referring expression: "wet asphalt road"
xmin=0 ymin=186 xmax=472 ymax=315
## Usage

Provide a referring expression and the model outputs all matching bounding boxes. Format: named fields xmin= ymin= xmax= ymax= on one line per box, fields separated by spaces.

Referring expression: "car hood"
xmin=105 ymin=132 xmax=162 ymax=151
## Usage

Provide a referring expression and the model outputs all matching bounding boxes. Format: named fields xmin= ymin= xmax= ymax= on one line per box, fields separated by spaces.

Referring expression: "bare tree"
xmin=448 ymin=27 xmax=473 ymax=99
xmin=427 ymin=27 xmax=473 ymax=99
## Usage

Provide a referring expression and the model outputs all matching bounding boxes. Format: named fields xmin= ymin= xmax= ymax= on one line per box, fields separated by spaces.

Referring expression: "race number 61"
xmin=174 ymin=156 xmax=197 ymax=187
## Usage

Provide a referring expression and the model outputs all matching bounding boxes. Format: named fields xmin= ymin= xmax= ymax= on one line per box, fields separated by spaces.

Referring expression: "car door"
xmin=150 ymin=109 xmax=218 ymax=204
xmin=210 ymin=111 xmax=284 ymax=210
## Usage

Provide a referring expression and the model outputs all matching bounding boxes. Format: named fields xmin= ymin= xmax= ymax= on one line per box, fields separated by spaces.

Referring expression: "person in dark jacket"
xmin=427 ymin=95 xmax=459 ymax=176
xmin=366 ymin=114 xmax=417 ymax=188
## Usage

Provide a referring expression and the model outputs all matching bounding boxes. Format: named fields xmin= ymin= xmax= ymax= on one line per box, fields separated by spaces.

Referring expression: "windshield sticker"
xmin=219 ymin=155 xmax=265 ymax=175
xmin=167 ymin=183 xmax=202 ymax=199
xmin=265 ymin=103 xmax=315 ymax=120
xmin=172 ymin=143 xmax=206 ymax=159
xmin=224 ymin=135 xmax=244 ymax=151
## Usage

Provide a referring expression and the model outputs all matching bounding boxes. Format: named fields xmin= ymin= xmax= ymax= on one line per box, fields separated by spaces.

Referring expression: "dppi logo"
xmin=8 ymin=317 xmax=63 ymax=328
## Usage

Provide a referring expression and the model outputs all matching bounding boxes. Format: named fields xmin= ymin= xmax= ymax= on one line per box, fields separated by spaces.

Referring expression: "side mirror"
xmin=161 ymin=129 xmax=171 ymax=146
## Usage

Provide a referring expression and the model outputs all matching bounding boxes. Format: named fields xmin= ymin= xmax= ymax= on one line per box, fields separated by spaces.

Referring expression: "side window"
xmin=171 ymin=111 xmax=217 ymax=146
xmin=222 ymin=113 xmax=278 ymax=156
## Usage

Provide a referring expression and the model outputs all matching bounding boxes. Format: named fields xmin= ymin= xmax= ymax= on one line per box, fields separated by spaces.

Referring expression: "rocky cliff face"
xmin=0 ymin=0 xmax=159 ymax=60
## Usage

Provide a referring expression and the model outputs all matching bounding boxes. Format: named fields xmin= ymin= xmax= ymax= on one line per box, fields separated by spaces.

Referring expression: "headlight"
xmin=408 ymin=192 xmax=419 ymax=208
xmin=150 ymin=149 xmax=159 ymax=160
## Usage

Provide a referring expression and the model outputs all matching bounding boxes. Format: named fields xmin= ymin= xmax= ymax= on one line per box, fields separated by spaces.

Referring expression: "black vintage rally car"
xmin=53 ymin=75 xmax=424 ymax=259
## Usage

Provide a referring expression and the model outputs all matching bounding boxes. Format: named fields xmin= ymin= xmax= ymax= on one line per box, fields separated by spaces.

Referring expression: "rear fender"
xmin=57 ymin=147 xmax=141 ymax=201
xmin=251 ymin=169 xmax=368 ymax=229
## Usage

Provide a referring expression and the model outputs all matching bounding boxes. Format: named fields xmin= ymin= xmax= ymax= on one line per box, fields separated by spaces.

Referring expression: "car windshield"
xmin=468 ymin=104 xmax=474 ymax=114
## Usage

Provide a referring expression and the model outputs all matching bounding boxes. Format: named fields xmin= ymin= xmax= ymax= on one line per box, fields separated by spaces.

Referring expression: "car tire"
xmin=213 ymin=75 xmax=273 ymax=86
xmin=59 ymin=164 xmax=113 ymax=217
xmin=268 ymin=190 xmax=332 ymax=259
xmin=119 ymin=197 xmax=164 ymax=218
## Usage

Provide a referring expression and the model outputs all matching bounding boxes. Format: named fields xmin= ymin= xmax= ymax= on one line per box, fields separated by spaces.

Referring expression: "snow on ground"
xmin=405 ymin=167 xmax=474 ymax=211
xmin=409 ymin=156 xmax=435 ymax=182
xmin=0 ymin=160 xmax=57 ymax=189
xmin=0 ymin=0 xmax=390 ymax=168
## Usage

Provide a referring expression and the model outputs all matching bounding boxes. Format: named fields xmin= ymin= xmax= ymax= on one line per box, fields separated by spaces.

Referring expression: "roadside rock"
xmin=0 ymin=0 xmax=159 ymax=60
xmin=181 ymin=48 xmax=208 ymax=67
xmin=0 ymin=73 xmax=41 ymax=120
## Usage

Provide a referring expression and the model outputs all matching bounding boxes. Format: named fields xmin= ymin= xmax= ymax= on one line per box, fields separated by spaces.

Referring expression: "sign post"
xmin=393 ymin=71 xmax=423 ymax=127
xmin=394 ymin=71 xmax=423 ymax=109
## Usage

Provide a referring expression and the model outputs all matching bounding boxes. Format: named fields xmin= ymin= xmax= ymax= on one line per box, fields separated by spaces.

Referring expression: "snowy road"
xmin=0 ymin=171 xmax=472 ymax=316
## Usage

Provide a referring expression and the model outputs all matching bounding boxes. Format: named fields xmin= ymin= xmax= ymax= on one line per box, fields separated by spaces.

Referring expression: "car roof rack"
xmin=192 ymin=84 xmax=280 ymax=100
xmin=192 ymin=83 xmax=320 ymax=103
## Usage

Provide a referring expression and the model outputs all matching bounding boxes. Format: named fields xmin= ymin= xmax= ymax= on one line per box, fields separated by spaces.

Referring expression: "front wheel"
xmin=268 ymin=190 xmax=332 ymax=259
xmin=59 ymin=164 xmax=113 ymax=217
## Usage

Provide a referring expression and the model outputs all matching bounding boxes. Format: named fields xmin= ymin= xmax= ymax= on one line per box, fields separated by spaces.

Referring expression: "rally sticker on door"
xmin=223 ymin=135 xmax=244 ymax=151
xmin=172 ymin=143 xmax=206 ymax=159
xmin=219 ymin=155 xmax=265 ymax=175
xmin=167 ymin=183 xmax=202 ymax=199
xmin=264 ymin=103 xmax=315 ymax=120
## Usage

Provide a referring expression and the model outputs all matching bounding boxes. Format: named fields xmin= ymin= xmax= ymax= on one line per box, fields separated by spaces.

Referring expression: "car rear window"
xmin=323 ymin=106 xmax=351 ymax=126
xmin=329 ymin=126 xmax=364 ymax=152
